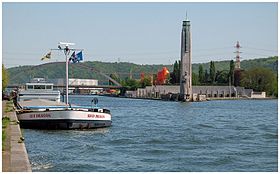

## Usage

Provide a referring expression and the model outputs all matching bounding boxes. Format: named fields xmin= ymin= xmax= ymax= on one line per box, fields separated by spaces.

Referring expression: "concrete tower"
xmin=179 ymin=15 xmax=192 ymax=101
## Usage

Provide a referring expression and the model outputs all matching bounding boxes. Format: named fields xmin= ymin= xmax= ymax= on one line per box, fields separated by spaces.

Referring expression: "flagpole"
xmin=51 ymin=42 xmax=83 ymax=106
xmin=65 ymin=51 xmax=69 ymax=105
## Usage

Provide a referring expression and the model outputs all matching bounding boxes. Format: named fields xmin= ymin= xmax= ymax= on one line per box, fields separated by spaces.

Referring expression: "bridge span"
xmin=55 ymin=85 xmax=123 ymax=89
xmin=7 ymin=84 xmax=123 ymax=90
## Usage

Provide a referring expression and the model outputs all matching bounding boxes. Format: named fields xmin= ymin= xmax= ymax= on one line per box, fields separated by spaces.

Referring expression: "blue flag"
xmin=69 ymin=51 xmax=83 ymax=63
xmin=69 ymin=51 xmax=78 ymax=63
xmin=76 ymin=51 xmax=83 ymax=61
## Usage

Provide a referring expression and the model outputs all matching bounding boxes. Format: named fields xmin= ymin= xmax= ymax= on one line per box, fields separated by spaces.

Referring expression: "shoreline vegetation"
xmin=3 ymin=56 xmax=278 ymax=98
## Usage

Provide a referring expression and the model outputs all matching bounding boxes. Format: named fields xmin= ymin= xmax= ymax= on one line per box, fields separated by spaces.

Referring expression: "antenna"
xmin=186 ymin=11 xmax=188 ymax=21
xmin=58 ymin=42 xmax=75 ymax=47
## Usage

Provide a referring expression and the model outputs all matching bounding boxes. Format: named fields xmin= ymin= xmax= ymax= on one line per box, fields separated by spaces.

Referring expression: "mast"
xmin=64 ymin=46 xmax=70 ymax=105
xmin=52 ymin=42 xmax=83 ymax=105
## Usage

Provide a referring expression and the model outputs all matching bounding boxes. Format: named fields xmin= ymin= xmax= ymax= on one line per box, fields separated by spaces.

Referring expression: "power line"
xmin=243 ymin=47 xmax=278 ymax=53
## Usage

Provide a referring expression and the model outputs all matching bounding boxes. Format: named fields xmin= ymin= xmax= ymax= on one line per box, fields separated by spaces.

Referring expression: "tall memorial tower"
xmin=179 ymin=15 xmax=192 ymax=101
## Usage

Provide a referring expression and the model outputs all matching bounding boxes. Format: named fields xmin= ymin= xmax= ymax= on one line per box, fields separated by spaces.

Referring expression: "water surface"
xmin=24 ymin=96 xmax=278 ymax=172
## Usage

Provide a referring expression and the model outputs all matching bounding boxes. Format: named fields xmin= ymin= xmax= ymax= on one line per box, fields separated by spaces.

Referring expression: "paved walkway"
xmin=2 ymin=101 xmax=32 ymax=172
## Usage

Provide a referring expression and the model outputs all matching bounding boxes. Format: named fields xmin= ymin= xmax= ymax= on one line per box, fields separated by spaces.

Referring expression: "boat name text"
xmin=88 ymin=114 xmax=105 ymax=118
xmin=30 ymin=113 xmax=51 ymax=118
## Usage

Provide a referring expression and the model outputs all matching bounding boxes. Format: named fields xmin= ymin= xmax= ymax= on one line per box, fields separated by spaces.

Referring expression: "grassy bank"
xmin=2 ymin=117 xmax=10 ymax=150
xmin=4 ymin=101 xmax=14 ymax=113
xmin=2 ymin=101 xmax=13 ymax=151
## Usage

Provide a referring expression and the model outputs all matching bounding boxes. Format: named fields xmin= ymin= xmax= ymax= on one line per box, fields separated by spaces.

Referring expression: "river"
xmin=23 ymin=95 xmax=278 ymax=172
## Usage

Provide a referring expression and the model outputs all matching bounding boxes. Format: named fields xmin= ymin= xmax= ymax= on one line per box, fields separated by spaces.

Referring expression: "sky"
xmin=2 ymin=2 xmax=278 ymax=68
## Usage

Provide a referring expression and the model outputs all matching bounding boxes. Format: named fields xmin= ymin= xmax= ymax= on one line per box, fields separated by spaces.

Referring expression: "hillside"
xmin=7 ymin=56 xmax=277 ymax=85
xmin=192 ymin=56 xmax=278 ymax=74
xmin=7 ymin=61 xmax=173 ymax=85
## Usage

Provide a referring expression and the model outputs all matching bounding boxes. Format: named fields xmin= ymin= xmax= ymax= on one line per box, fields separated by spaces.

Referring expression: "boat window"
xmin=46 ymin=85 xmax=52 ymax=89
xmin=27 ymin=85 xmax=33 ymax=89
xmin=34 ymin=85 xmax=45 ymax=89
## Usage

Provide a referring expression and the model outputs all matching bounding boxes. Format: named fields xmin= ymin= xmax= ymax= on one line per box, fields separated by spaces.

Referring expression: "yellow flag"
xmin=41 ymin=52 xmax=51 ymax=61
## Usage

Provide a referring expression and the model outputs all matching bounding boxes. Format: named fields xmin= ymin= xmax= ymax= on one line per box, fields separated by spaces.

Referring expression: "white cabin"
xmin=18 ymin=78 xmax=61 ymax=102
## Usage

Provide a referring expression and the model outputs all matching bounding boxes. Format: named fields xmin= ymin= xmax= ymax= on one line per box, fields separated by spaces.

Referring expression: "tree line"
xmin=169 ymin=59 xmax=277 ymax=97
xmin=2 ymin=64 xmax=9 ymax=93
xmin=105 ymin=58 xmax=278 ymax=97
xmin=3 ymin=56 xmax=278 ymax=97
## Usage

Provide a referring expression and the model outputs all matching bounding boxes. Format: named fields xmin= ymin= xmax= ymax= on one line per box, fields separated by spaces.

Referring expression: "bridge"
xmin=7 ymin=84 xmax=124 ymax=96
xmin=7 ymin=61 xmax=124 ymax=92
xmin=7 ymin=84 xmax=123 ymax=90
xmin=54 ymin=85 xmax=123 ymax=89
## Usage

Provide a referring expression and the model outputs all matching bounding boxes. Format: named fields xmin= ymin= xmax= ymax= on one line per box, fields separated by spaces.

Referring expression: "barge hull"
xmin=17 ymin=109 xmax=112 ymax=129
xmin=19 ymin=119 xmax=112 ymax=129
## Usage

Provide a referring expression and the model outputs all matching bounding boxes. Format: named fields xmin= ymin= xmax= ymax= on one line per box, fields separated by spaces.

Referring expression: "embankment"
xmin=2 ymin=101 xmax=32 ymax=172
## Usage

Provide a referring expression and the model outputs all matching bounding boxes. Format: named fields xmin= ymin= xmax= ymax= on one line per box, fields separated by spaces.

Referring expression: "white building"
xmin=69 ymin=78 xmax=98 ymax=86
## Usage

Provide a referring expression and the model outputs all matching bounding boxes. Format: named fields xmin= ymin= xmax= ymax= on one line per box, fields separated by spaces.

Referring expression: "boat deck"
xmin=18 ymin=99 xmax=67 ymax=109
xmin=17 ymin=99 xmax=94 ymax=110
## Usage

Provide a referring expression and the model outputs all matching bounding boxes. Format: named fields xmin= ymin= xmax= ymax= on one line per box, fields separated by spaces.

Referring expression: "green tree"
xmin=192 ymin=72 xmax=199 ymax=85
xmin=204 ymin=70 xmax=209 ymax=84
xmin=2 ymin=64 xmax=9 ymax=92
xmin=174 ymin=60 xmax=180 ymax=83
xmin=229 ymin=60 xmax=235 ymax=85
xmin=121 ymin=78 xmax=140 ymax=90
xmin=209 ymin=61 xmax=216 ymax=84
xmin=169 ymin=72 xmax=176 ymax=84
xmin=170 ymin=60 xmax=180 ymax=84
xmin=240 ymin=67 xmax=277 ymax=96
xmin=198 ymin=64 xmax=204 ymax=84
xmin=178 ymin=60 xmax=181 ymax=83
xmin=140 ymin=76 xmax=152 ymax=88
xmin=271 ymin=76 xmax=278 ymax=97
xmin=216 ymin=70 xmax=229 ymax=84
xmin=109 ymin=73 xmax=120 ymax=85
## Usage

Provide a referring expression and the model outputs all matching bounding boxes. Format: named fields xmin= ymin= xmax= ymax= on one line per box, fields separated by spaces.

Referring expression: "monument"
xmin=179 ymin=15 xmax=192 ymax=101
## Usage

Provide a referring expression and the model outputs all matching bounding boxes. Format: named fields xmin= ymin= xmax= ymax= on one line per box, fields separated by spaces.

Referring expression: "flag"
xmin=76 ymin=51 xmax=83 ymax=61
xmin=41 ymin=52 xmax=51 ymax=61
xmin=69 ymin=51 xmax=83 ymax=63
xmin=69 ymin=51 xmax=78 ymax=63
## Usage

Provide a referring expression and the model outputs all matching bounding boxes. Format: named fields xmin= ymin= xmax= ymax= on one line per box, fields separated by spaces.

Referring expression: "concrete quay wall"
xmin=2 ymin=101 xmax=32 ymax=172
